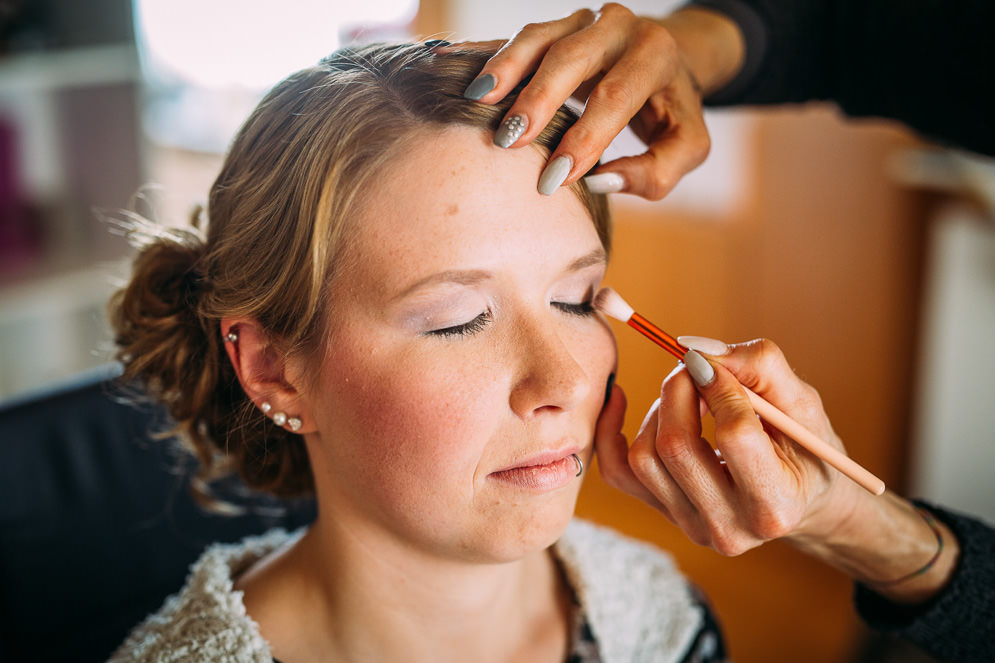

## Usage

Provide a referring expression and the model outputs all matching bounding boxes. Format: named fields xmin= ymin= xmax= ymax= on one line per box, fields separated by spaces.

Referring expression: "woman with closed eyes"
xmin=107 ymin=43 xmax=725 ymax=662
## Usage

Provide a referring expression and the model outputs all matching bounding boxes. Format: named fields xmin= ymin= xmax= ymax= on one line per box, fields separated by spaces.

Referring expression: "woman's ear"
xmin=221 ymin=318 xmax=316 ymax=434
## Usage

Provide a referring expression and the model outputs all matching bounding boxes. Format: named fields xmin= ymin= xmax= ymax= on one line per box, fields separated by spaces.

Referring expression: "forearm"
xmin=655 ymin=6 xmax=745 ymax=97
xmin=789 ymin=490 xmax=959 ymax=605
xmin=682 ymin=0 xmax=995 ymax=155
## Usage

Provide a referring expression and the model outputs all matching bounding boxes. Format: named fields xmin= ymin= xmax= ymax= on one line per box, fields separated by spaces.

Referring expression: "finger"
xmin=593 ymin=385 xmax=670 ymax=514
xmin=655 ymin=365 xmax=737 ymax=518
xmin=682 ymin=351 xmax=792 ymax=500
xmin=494 ymin=12 xmax=633 ymax=150
xmin=593 ymin=77 xmax=709 ymax=199
xmin=462 ymin=9 xmax=597 ymax=103
xmin=627 ymin=400 xmax=701 ymax=531
xmin=686 ymin=337 xmax=836 ymax=442
xmin=549 ymin=26 xmax=683 ymax=186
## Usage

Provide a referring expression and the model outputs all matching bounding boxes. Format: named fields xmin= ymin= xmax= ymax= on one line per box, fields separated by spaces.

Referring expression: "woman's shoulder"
xmin=555 ymin=519 xmax=707 ymax=663
xmin=107 ymin=528 xmax=302 ymax=663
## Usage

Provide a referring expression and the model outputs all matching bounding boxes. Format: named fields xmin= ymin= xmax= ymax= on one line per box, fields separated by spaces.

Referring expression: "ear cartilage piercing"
xmin=571 ymin=453 xmax=583 ymax=477
xmin=287 ymin=417 xmax=303 ymax=432
xmin=260 ymin=401 xmax=272 ymax=414
xmin=225 ymin=331 xmax=239 ymax=342
xmin=271 ymin=412 xmax=287 ymax=427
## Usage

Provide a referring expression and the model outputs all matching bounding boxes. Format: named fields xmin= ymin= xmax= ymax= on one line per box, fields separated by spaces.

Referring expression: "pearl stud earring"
xmin=225 ymin=331 xmax=238 ymax=342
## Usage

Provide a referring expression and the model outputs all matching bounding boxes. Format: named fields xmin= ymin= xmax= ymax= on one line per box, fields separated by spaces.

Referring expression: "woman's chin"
xmin=467 ymin=493 xmax=580 ymax=564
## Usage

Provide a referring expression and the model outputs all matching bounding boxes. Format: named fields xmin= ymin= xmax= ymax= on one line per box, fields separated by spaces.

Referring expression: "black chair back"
xmin=0 ymin=366 xmax=316 ymax=662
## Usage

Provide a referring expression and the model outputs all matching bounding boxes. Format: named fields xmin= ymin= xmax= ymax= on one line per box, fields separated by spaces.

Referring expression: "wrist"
xmin=657 ymin=7 xmax=745 ymax=96
xmin=790 ymin=491 xmax=959 ymax=605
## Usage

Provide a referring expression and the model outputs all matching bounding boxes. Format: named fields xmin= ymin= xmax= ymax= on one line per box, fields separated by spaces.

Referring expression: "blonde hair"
xmin=110 ymin=43 xmax=612 ymax=501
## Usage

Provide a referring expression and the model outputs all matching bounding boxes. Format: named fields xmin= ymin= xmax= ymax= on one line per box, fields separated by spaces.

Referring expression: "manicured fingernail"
xmin=603 ymin=372 xmax=616 ymax=407
xmin=463 ymin=73 xmax=496 ymax=100
xmin=494 ymin=114 xmax=528 ymax=148
xmin=424 ymin=39 xmax=451 ymax=47
xmin=677 ymin=336 xmax=729 ymax=356
xmin=538 ymin=155 xmax=573 ymax=195
xmin=684 ymin=350 xmax=715 ymax=387
xmin=582 ymin=172 xmax=626 ymax=194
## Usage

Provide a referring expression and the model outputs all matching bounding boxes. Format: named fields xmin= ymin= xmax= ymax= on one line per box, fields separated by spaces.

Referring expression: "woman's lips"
xmin=489 ymin=453 xmax=580 ymax=492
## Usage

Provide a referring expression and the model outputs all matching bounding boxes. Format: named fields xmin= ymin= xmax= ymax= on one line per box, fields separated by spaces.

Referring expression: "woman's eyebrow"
xmin=392 ymin=248 xmax=606 ymax=302
xmin=565 ymin=248 xmax=608 ymax=273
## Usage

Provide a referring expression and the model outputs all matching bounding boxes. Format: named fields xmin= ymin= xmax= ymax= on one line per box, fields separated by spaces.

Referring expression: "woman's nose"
xmin=507 ymin=318 xmax=590 ymax=418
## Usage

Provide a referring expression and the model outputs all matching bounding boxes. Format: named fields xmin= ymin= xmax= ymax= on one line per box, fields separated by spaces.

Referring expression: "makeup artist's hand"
xmin=596 ymin=337 xmax=960 ymax=605
xmin=597 ymin=337 xmax=859 ymax=555
xmin=452 ymin=4 xmax=745 ymax=199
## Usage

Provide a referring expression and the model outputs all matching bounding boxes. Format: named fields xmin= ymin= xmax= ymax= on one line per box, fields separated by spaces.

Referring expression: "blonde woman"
xmin=108 ymin=43 xmax=724 ymax=662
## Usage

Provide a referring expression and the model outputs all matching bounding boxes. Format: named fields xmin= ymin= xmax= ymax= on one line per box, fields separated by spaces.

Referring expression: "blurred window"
xmin=133 ymin=0 xmax=418 ymax=152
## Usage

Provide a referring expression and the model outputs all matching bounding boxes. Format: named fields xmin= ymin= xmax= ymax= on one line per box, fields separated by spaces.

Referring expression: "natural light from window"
xmin=134 ymin=0 xmax=419 ymax=89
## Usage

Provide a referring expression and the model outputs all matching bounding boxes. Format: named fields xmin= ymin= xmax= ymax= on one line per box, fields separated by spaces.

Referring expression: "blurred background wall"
xmin=0 ymin=1 xmax=992 ymax=661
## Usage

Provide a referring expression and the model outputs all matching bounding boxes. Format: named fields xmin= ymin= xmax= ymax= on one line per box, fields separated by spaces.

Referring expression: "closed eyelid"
xmin=425 ymin=310 xmax=492 ymax=337
xmin=392 ymin=270 xmax=492 ymax=303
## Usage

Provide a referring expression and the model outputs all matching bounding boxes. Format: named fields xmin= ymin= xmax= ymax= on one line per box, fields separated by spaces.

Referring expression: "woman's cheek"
xmin=584 ymin=320 xmax=618 ymax=402
xmin=338 ymin=357 xmax=501 ymax=468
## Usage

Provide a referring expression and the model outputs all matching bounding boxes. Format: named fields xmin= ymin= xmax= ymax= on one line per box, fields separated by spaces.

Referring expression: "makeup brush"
xmin=594 ymin=287 xmax=886 ymax=496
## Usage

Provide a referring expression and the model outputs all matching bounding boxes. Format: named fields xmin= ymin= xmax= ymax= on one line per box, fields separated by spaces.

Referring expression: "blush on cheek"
xmin=322 ymin=360 xmax=494 ymax=489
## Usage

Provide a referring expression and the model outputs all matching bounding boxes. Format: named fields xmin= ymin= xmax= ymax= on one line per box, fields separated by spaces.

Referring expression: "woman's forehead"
xmin=338 ymin=127 xmax=601 ymax=291
xmin=352 ymin=127 xmax=591 ymax=241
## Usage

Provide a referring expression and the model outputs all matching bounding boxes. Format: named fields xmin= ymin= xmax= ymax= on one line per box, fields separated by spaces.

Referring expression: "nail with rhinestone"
xmin=287 ymin=417 xmax=303 ymax=432
xmin=494 ymin=114 xmax=527 ymax=148
xmin=272 ymin=411 xmax=287 ymax=427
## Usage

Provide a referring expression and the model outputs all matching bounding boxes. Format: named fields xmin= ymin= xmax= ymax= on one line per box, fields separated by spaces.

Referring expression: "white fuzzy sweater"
xmin=109 ymin=519 xmax=704 ymax=663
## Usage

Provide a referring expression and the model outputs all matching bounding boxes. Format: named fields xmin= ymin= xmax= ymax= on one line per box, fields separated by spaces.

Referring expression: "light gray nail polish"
xmin=463 ymin=73 xmax=496 ymax=100
xmin=677 ymin=335 xmax=729 ymax=356
xmin=494 ymin=114 xmax=527 ymax=148
xmin=538 ymin=155 xmax=573 ymax=196
xmin=684 ymin=350 xmax=716 ymax=387
xmin=582 ymin=172 xmax=626 ymax=194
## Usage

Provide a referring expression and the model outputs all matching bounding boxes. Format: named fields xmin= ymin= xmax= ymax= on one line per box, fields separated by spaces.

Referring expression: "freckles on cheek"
xmin=327 ymin=359 xmax=494 ymax=475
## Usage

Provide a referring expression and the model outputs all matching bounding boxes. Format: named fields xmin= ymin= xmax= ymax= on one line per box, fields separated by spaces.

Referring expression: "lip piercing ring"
xmin=571 ymin=453 xmax=584 ymax=477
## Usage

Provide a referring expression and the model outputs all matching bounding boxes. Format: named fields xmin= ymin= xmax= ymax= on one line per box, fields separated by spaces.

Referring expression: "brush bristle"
xmin=593 ymin=287 xmax=634 ymax=322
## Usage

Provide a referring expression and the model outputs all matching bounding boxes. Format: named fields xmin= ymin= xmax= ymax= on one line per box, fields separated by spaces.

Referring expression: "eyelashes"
xmin=428 ymin=311 xmax=492 ymax=338
xmin=552 ymin=300 xmax=595 ymax=317
xmin=426 ymin=299 xmax=596 ymax=338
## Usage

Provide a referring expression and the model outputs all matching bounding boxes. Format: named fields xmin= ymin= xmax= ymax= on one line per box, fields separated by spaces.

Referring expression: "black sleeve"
xmin=687 ymin=0 xmax=995 ymax=156
xmin=853 ymin=501 xmax=995 ymax=663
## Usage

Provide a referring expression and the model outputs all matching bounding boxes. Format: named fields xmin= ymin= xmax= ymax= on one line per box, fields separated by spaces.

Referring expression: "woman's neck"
xmin=237 ymin=517 xmax=572 ymax=663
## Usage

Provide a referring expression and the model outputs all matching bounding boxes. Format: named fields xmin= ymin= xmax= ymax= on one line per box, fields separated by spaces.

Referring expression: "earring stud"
xmin=225 ymin=331 xmax=239 ymax=342
xmin=272 ymin=411 xmax=287 ymax=427
xmin=287 ymin=417 xmax=302 ymax=432
xmin=260 ymin=401 xmax=272 ymax=414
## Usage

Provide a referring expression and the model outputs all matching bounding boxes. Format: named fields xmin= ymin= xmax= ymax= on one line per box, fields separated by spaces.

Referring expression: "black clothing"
xmin=854 ymin=502 xmax=995 ymax=663
xmin=691 ymin=0 xmax=995 ymax=156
